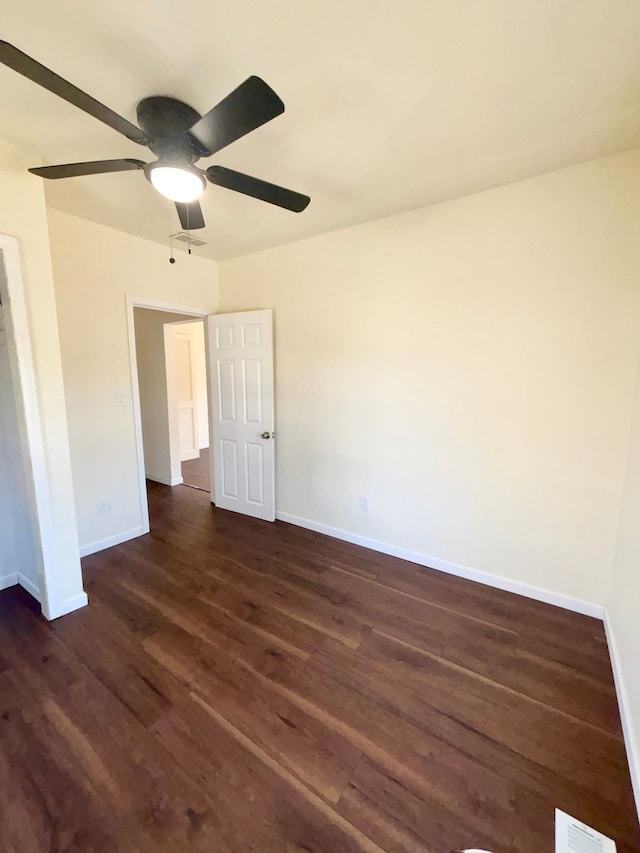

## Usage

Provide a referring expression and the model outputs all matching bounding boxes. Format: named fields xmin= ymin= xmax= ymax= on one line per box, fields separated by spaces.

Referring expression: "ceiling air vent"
xmin=170 ymin=231 xmax=208 ymax=247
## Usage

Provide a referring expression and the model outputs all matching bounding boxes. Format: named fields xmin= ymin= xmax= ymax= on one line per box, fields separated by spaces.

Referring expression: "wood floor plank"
xmin=0 ymin=480 xmax=637 ymax=852
xmin=153 ymin=505 xmax=619 ymax=730
xmin=216 ymin=632 xmax=523 ymax=843
xmin=144 ymin=624 xmax=362 ymax=804
xmin=199 ymin=583 xmax=328 ymax=656
xmin=0 ymin=602 xmax=246 ymax=850
xmin=151 ymin=692 xmax=383 ymax=852
xmin=203 ymin=554 xmax=371 ymax=649
xmin=49 ymin=596 xmax=181 ymax=729
xmin=337 ymin=753 xmax=503 ymax=853
xmin=314 ymin=631 xmax=626 ymax=800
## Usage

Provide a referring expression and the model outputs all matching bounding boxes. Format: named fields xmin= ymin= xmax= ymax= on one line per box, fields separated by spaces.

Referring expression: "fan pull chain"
xmin=168 ymin=200 xmax=175 ymax=264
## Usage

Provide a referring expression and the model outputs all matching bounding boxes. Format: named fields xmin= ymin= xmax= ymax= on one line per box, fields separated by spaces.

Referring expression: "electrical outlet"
xmin=358 ymin=495 xmax=369 ymax=512
xmin=97 ymin=498 xmax=111 ymax=516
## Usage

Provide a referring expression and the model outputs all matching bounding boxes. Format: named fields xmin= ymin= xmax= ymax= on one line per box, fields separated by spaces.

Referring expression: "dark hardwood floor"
xmin=181 ymin=448 xmax=210 ymax=492
xmin=0 ymin=482 xmax=638 ymax=852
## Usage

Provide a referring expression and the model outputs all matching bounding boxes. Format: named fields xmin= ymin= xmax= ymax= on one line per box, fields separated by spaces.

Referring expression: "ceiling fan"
xmin=0 ymin=41 xmax=310 ymax=231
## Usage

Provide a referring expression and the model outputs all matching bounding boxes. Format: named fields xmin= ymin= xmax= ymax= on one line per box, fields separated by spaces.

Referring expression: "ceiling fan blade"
xmin=206 ymin=166 xmax=310 ymax=212
xmin=187 ymin=76 xmax=284 ymax=157
xmin=0 ymin=41 xmax=148 ymax=145
xmin=175 ymin=200 xmax=206 ymax=230
xmin=29 ymin=159 xmax=146 ymax=179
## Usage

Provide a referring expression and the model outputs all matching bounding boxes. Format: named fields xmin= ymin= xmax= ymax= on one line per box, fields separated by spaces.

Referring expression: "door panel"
xmin=218 ymin=360 xmax=236 ymax=419
xmin=246 ymin=442 xmax=264 ymax=504
xmin=221 ymin=439 xmax=239 ymax=498
xmin=178 ymin=406 xmax=197 ymax=457
xmin=207 ymin=309 xmax=275 ymax=521
xmin=174 ymin=332 xmax=199 ymax=461
xmin=243 ymin=360 xmax=262 ymax=423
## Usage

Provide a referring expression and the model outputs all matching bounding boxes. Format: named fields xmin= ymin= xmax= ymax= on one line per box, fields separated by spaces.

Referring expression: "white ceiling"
xmin=3 ymin=1 xmax=640 ymax=261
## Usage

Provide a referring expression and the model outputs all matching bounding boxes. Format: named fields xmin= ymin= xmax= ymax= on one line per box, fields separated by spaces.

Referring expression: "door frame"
xmin=126 ymin=295 xmax=213 ymax=534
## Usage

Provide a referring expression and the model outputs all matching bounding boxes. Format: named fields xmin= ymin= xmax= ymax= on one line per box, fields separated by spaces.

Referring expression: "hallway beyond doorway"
xmin=181 ymin=447 xmax=210 ymax=492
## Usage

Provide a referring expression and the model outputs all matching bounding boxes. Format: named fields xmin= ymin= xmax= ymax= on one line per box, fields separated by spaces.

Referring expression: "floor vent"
xmin=170 ymin=231 xmax=208 ymax=247
xmin=555 ymin=809 xmax=616 ymax=852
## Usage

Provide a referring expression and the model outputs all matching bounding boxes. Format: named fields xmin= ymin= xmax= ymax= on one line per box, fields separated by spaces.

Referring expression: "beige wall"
xmin=48 ymin=209 xmax=218 ymax=552
xmin=609 ymin=368 xmax=640 ymax=811
xmin=219 ymin=149 xmax=640 ymax=606
xmin=0 ymin=138 xmax=84 ymax=618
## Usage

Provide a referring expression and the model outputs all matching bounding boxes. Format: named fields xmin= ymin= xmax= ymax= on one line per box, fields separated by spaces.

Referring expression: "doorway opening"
xmin=126 ymin=295 xmax=214 ymax=534
xmin=133 ymin=308 xmax=210 ymax=496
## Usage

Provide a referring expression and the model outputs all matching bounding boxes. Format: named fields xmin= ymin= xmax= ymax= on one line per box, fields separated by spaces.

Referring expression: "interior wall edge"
xmin=144 ymin=474 xmax=184 ymax=487
xmin=0 ymin=227 xmax=85 ymax=619
xmin=604 ymin=609 xmax=640 ymax=820
xmin=276 ymin=510 xmax=606 ymax=619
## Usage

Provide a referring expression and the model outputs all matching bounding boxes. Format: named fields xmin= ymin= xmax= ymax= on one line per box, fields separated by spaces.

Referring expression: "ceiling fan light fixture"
xmin=147 ymin=163 xmax=206 ymax=203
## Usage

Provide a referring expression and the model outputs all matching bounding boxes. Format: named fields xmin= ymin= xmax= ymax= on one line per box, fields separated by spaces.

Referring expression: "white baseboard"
xmin=47 ymin=591 xmax=89 ymax=620
xmin=0 ymin=572 xmax=18 ymax=591
xmin=79 ymin=525 xmax=146 ymax=557
xmin=275 ymin=511 xmax=605 ymax=619
xmin=146 ymin=473 xmax=183 ymax=486
xmin=603 ymin=610 xmax=640 ymax=819
xmin=18 ymin=572 xmax=41 ymax=603
xmin=0 ymin=571 xmax=84 ymax=619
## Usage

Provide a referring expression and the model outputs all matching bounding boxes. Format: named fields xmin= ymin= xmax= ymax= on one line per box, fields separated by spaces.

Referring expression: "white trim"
xmin=18 ymin=572 xmax=41 ymax=603
xmin=126 ymin=295 xmax=213 ymax=538
xmin=145 ymin=473 xmax=183 ymax=486
xmin=603 ymin=609 xmax=640 ymax=819
xmin=128 ymin=295 xmax=213 ymax=317
xmin=0 ymin=236 xmax=51 ymax=615
xmin=79 ymin=525 xmax=146 ymax=558
xmin=0 ymin=572 xmax=18 ymax=591
xmin=49 ymin=591 xmax=89 ymax=620
xmin=204 ymin=316 xmax=216 ymax=505
xmin=275 ymin=511 xmax=605 ymax=619
xmin=0 ymin=573 xmax=43 ymax=604
xmin=163 ymin=323 xmax=182 ymax=483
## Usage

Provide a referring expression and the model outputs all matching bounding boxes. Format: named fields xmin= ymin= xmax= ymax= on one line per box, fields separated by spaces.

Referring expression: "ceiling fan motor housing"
xmin=136 ymin=96 xmax=205 ymax=163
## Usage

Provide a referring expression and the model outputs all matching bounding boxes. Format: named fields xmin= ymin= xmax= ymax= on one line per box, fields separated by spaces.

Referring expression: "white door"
xmin=206 ymin=309 xmax=275 ymax=521
xmin=173 ymin=330 xmax=199 ymax=461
